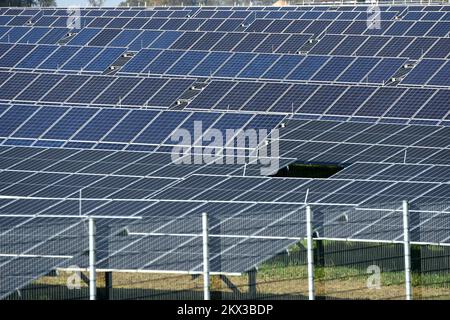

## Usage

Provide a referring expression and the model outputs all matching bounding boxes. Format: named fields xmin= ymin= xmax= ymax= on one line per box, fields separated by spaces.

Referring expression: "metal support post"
xmin=403 ymin=200 xmax=413 ymax=300
xmin=88 ymin=218 xmax=97 ymax=301
xmin=306 ymin=205 xmax=315 ymax=300
xmin=202 ymin=212 xmax=210 ymax=300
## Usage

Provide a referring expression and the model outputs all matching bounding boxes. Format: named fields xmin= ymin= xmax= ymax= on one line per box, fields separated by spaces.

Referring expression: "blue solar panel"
xmin=124 ymin=17 xmax=148 ymax=29
xmin=37 ymin=27 xmax=68 ymax=44
xmin=93 ymin=77 xmax=142 ymax=105
xmin=270 ymin=84 xmax=318 ymax=113
xmin=88 ymin=29 xmax=121 ymax=46
xmin=254 ymin=34 xmax=290 ymax=53
xmin=149 ymin=31 xmax=181 ymax=49
xmin=67 ymin=28 xmax=101 ymax=46
xmin=276 ymin=34 xmax=311 ymax=54
xmin=41 ymin=75 xmax=90 ymax=103
xmin=85 ymin=47 xmax=125 ymax=72
xmin=428 ymin=60 xmax=450 ymax=86
xmin=401 ymin=37 xmax=437 ymax=59
xmin=366 ymin=58 xmax=405 ymax=83
xmin=166 ymin=51 xmax=207 ymax=75
xmin=355 ymin=36 xmax=389 ymax=56
xmin=238 ymin=54 xmax=279 ymax=79
xmin=67 ymin=76 xmax=113 ymax=104
xmin=134 ymin=111 xmax=190 ymax=144
xmin=191 ymin=32 xmax=225 ymax=51
xmin=38 ymin=46 xmax=80 ymax=70
xmin=169 ymin=111 xmax=221 ymax=142
xmin=427 ymin=22 xmax=450 ymax=37
xmin=72 ymin=109 xmax=128 ymax=141
xmin=211 ymin=32 xmax=244 ymax=51
xmin=0 ymin=44 xmax=34 ymax=67
xmin=377 ymin=37 xmax=414 ymax=57
xmin=424 ymin=38 xmax=450 ymax=59
xmin=213 ymin=82 xmax=263 ymax=111
xmin=242 ymin=83 xmax=291 ymax=111
xmin=298 ymin=85 xmax=347 ymax=114
xmin=0 ymin=43 xmax=12 ymax=58
xmin=16 ymin=73 xmax=63 ymax=101
xmin=405 ymin=21 xmax=436 ymax=37
xmin=385 ymin=88 xmax=436 ymax=118
xmin=414 ymin=90 xmax=450 ymax=120
xmin=0 ymin=105 xmax=37 ymax=136
xmin=109 ymin=29 xmax=142 ymax=47
xmin=233 ymin=33 xmax=268 ymax=53
xmin=287 ymin=55 xmax=330 ymax=80
xmin=143 ymin=18 xmax=166 ymax=30
xmin=0 ymin=73 xmax=38 ymax=100
xmin=144 ymin=50 xmax=184 ymax=74
xmin=17 ymin=27 xmax=50 ymax=44
xmin=187 ymin=81 xmax=235 ymax=110
xmin=332 ymin=35 xmax=367 ymax=55
xmin=199 ymin=19 xmax=224 ymax=32
xmin=309 ymin=35 xmax=345 ymax=55
xmin=0 ymin=26 xmax=30 ymax=42
xmin=121 ymin=49 xmax=161 ymax=73
xmin=262 ymin=55 xmax=304 ymax=80
xmin=384 ymin=21 xmax=414 ymax=36
xmin=402 ymin=59 xmax=446 ymax=85
xmin=103 ymin=110 xmax=160 ymax=142
xmin=127 ymin=30 xmax=161 ymax=51
xmin=214 ymin=53 xmax=255 ymax=77
xmin=326 ymin=86 xmax=377 ymax=116
xmin=190 ymin=51 xmax=231 ymax=77
xmin=106 ymin=17 xmax=131 ymax=29
xmin=355 ymin=87 xmax=406 ymax=117
xmin=42 ymin=108 xmax=97 ymax=140
xmin=61 ymin=47 xmax=103 ymax=71
xmin=147 ymin=79 xmax=193 ymax=107
xmin=216 ymin=19 xmax=243 ymax=31
xmin=337 ymin=57 xmax=380 ymax=83
xmin=170 ymin=31 xmax=203 ymax=50
xmin=12 ymin=106 xmax=66 ymax=139
xmin=121 ymin=78 xmax=168 ymax=106
xmin=312 ymin=56 xmax=355 ymax=82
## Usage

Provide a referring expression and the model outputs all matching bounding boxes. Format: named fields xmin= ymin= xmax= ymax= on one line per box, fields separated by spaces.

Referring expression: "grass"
xmin=21 ymin=258 xmax=449 ymax=300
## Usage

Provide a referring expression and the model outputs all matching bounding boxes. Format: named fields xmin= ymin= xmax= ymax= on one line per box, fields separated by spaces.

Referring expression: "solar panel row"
xmin=277 ymin=120 xmax=450 ymax=165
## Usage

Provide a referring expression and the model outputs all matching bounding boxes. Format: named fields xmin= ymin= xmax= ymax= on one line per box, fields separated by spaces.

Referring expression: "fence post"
xmin=202 ymin=212 xmax=210 ymax=300
xmin=306 ymin=205 xmax=315 ymax=300
xmin=88 ymin=217 xmax=96 ymax=301
xmin=402 ymin=200 xmax=413 ymax=300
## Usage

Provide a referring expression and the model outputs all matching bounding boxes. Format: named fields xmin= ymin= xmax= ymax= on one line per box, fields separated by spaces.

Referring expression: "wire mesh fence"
xmin=1 ymin=200 xmax=450 ymax=300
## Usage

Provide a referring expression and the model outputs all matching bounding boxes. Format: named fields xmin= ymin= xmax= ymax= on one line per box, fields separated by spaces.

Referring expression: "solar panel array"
xmin=0 ymin=4 xmax=449 ymax=299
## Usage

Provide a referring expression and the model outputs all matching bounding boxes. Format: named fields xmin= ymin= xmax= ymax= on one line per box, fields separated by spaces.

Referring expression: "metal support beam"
xmin=202 ymin=212 xmax=210 ymax=301
xmin=220 ymin=275 xmax=241 ymax=295
xmin=248 ymin=269 xmax=257 ymax=299
xmin=104 ymin=272 xmax=113 ymax=300
xmin=88 ymin=218 xmax=97 ymax=301
xmin=314 ymin=239 xmax=325 ymax=267
xmin=306 ymin=205 xmax=315 ymax=300
xmin=402 ymin=200 xmax=413 ymax=301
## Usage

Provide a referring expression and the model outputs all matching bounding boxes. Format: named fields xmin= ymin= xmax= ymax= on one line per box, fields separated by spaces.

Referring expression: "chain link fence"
xmin=2 ymin=201 xmax=450 ymax=300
